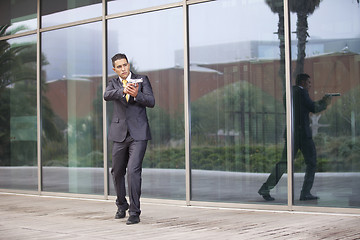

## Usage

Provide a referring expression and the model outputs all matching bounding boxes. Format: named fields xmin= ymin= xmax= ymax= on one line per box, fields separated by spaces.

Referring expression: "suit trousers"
xmin=111 ymin=133 xmax=148 ymax=216
xmin=261 ymin=134 xmax=317 ymax=195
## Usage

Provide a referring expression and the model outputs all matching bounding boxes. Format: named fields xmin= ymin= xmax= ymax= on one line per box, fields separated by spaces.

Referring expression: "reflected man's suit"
xmin=261 ymin=85 xmax=328 ymax=196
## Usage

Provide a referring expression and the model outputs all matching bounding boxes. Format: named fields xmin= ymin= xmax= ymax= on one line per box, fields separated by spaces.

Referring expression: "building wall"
xmin=0 ymin=0 xmax=360 ymax=211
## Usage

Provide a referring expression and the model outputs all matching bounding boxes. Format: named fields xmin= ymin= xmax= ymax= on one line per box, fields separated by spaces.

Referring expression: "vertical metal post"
xmin=102 ymin=0 xmax=109 ymax=199
xmin=183 ymin=0 xmax=191 ymax=205
xmin=37 ymin=0 xmax=42 ymax=194
xmin=283 ymin=0 xmax=293 ymax=209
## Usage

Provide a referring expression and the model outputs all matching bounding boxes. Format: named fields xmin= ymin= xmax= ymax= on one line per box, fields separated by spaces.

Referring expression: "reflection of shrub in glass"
xmin=0 ymin=25 xmax=39 ymax=166
xmin=0 ymin=25 xmax=63 ymax=166
xmin=316 ymin=86 xmax=360 ymax=172
xmin=143 ymin=144 xmax=286 ymax=173
xmin=191 ymin=81 xmax=284 ymax=146
xmin=143 ymin=138 xmax=358 ymax=173
xmin=322 ymin=87 xmax=360 ymax=137
xmin=314 ymin=134 xmax=360 ymax=172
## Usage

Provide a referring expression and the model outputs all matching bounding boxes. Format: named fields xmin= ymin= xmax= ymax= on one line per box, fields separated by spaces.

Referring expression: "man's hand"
xmin=323 ymin=95 xmax=332 ymax=105
xmin=124 ymin=83 xmax=139 ymax=98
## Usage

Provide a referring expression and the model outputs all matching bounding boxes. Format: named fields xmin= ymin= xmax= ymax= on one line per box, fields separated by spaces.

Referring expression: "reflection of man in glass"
xmin=258 ymin=73 xmax=332 ymax=201
xmin=104 ymin=53 xmax=155 ymax=224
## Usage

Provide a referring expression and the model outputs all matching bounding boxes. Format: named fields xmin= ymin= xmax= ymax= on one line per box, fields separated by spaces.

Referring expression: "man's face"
xmin=301 ymin=78 xmax=311 ymax=91
xmin=113 ymin=58 xmax=130 ymax=80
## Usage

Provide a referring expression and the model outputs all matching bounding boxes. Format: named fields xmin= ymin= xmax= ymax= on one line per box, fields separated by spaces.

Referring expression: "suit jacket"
xmin=293 ymin=85 xmax=327 ymax=139
xmin=104 ymin=72 xmax=155 ymax=142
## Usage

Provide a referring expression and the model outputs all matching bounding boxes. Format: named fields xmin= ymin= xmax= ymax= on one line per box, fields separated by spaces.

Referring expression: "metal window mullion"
xmin=0 ymin=30 xmax=37 ymax=41
xmin=183 ymin=0 xmax=191 ymax=205
xmin=102 ymin=0 xmax=109 ymax=200
xmin=39 ymin=17 xmax=102 ymax=33
xmin=283 ymin=0 xmax=293 ymax=209
xmin=106 ymin=2 xmax=183 ymax=20
xmin=37 ymin=0 xmax=42 ymax=194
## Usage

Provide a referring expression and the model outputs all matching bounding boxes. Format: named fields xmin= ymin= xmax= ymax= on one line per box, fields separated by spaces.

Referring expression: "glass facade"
xmin=41 ymin=0 xmax=102 ymax=28
xmin=41 ymin=22 xmax=103 ymax=194
xmin=0 ymin=35 xmax=38 ymax=190
xmin=107 ymin=7 xmax=185 ymax=199
xmin=189 ymin=0 xmax=286 ymax=204
xmin=107 ymin=0 xmax=180 ymax=15
xmin=290 ymin=0 xmax=360 ymax=208
xmin=0 ymin=0 xmax=359 ymax=212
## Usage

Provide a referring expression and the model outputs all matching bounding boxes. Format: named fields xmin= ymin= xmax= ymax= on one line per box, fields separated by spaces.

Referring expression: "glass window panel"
xmin=107 ymin=0 xmax=179 ymax=15
xmin=0 ymin=0 xmax=37 ymax=34
xmin=189 ymin=0 xmax=286 ymax=204
xmin=0 ymin=35 xmax=37 ymax=190
xmin=41 ymin=22 xmax=103 ymax=194
xmin=107 ymin=7 xmax=185 ymax=200
xmin=291 ymin=0 xmax=360 ymax=208
xmin=41 ymin=0 xmax=102 ymax=28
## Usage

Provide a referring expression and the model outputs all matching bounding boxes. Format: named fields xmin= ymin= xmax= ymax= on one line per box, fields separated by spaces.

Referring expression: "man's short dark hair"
xmin=296 ymin=73 xmax=310 ymax=86
xmin=111 ymin=53 xmax=128 ymax=67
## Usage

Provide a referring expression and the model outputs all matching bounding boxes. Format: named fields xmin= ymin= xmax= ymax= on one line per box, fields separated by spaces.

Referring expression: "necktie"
xmin=122 ymin=79 xmax=129 ymax=102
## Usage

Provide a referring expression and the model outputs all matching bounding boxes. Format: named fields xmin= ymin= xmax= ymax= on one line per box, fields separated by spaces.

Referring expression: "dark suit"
xmin=260 ymin=85 xmax=328 ymax=196
xmin=104 ymin=72 xmax=155 ymax=216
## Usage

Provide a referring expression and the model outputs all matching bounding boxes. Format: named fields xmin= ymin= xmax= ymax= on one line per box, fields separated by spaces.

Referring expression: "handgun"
xmin=128 ymin=78 xmax=143 ymax=87
xmin=325 ymin=93 xmax=341 ymax=97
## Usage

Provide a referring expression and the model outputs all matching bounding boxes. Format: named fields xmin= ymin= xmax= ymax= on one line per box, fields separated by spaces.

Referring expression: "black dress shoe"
xmin=300 ymin=193 xmax=319 ymax=201
xmin=258 ymin=189 xmax=275 ymax=201
xmin=260 ymin=192 xmax=275 ymax=201
xmin=126 ymin=215 xmax=140 ymax=225
xmin=115 ymin=209 xmax=126 ymax=219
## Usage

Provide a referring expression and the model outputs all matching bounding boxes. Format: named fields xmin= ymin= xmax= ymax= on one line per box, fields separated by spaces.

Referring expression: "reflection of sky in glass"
xmin=190 ymin=0 xmax=278 ymax=46
xmin=15 ymin=0 xmax=358 ymax=78
xmin=301 ymin=0 xmax=360 ymax=39
xmin=188 ymin=0 xmax=360 ymax=64
xmin=107 ymin=7 xmax=183 ymax=72
xmin=41 ymin=4 xmax=102 ymax=28
xmin=190 ymin=0 xmax=359 ymax=46
xmin=289 ymin=0 xmax=360 ymax=57
xmin=188 ymin=0 xmax=280 ymax=65
xmin=42 ymin=22 xmax=102 ymax=81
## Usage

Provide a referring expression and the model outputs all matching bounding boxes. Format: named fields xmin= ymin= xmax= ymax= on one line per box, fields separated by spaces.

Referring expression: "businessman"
xmin=104 ymin=53 xmax=155 ymax=224
xmin=258 ymin=73 xmax=331 ymax=201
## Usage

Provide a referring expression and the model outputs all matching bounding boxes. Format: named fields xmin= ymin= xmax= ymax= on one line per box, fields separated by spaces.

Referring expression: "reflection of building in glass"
xmin=44 ymin=39 xmax=360 ymax=123
xmin=42 ymin=41 xmax=359 ymax=150
xmin=45 ymin=76 xmax=102 ymax=121
xmin=1 ymin=0 xmax=360 ymax=213
xmin=176 ymin=38 xmax=360 ymax=64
